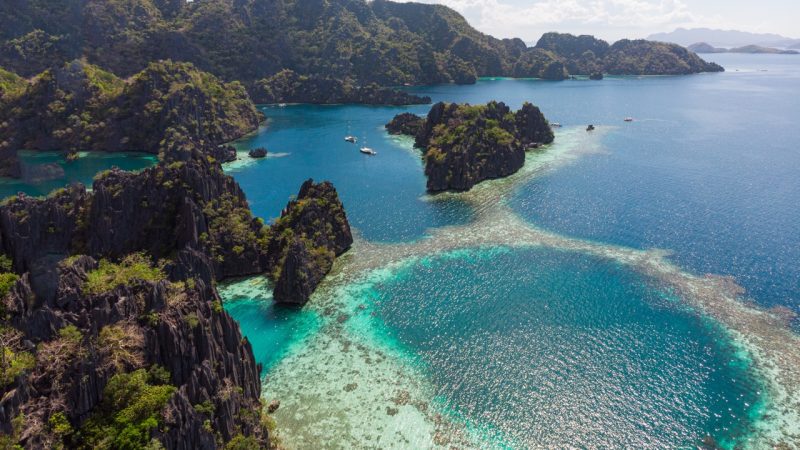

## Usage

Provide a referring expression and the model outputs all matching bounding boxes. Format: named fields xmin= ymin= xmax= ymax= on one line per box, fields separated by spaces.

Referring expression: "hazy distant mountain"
xmin=649 ymin=28 xmax=800 ymax=48
xmin=688 ymin=42 xmax=798 ymax=55
xmin=687 ymin=43 xmax=725 ymax=54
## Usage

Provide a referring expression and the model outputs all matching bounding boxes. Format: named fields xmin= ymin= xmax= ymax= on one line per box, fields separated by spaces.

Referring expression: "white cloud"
xmin=417 ymin=0 xmax=707 ymax=42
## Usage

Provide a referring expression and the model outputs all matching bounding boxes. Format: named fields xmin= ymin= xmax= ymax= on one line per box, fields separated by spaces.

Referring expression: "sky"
xmin=417 ymin=0 xmax=800 ymax=43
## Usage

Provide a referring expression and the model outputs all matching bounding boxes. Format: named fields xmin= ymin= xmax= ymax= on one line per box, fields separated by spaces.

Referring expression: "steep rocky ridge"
xmin=0 ymin=147 xmax=352 ymax=447
xmin=388 ymin=101 xmax=554 ymax=192
xmin=0 ymin=60 xmax=262 ymax=157
xmin=0 ymin=1 xmax=724 ymax=87
xmin=267 ymin=180 xmax=353 ymax=305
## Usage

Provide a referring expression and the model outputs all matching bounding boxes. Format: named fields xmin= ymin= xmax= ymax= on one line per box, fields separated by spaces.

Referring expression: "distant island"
xmin=688 ymin=43 xmax=798 ymax=55
xmin=649 ymin=28 xmax=800 ymax=48
xmin=387 ymin=101 xmax=553 ymax=192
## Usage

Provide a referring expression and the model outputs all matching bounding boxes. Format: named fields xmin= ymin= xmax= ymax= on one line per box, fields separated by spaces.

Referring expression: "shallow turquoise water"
xmin=0 ymin=150 xmax=157 ymax=198
xmin=365 ymin=247 xmax=762 ymax=448
xmin=230 ymin=53 xmax=799 ymax=312
xmin=218 ymin=278 xmax=320 ymax=373
xmin=219 ymin=53 xmax=799 ymax=446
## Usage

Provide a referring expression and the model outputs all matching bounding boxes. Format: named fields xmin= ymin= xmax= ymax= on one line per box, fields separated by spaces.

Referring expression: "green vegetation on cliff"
xmin=0 ymin=60 xmax=262 ymax=156
xmin=253 ymin=69 xmax=431 ymax=105
xmin=388 ymin=101 xmax=554 ymax=192
xmin=83 ymin=253 xmax=166 ymax=295
xmin=0 ymin=0 xmax=722 ymax=87
xmin=76 ymin=367 xmax=176 ymax=449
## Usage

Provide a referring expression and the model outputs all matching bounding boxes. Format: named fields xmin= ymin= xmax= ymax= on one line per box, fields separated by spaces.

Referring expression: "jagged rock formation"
xmin=0 ymin=60 xmax=262 ymax=156
xmin=0 ymin=252 xmax=267 ymax=449
xmin=252 ymin=70 xmax=431 ymax=105
xmin=267 ymin=180 xmax=353 ymax=305
xmin=0 ymin=152 xmax=265 ymax=280
xmin=0 ymin=1 xmax=723 ymax=87
xmin=210 ymin=145 xmax=237 ymax=164
xmin=385 ymin=113 xmax=425 ymax=137
xmin=248 ymin=148 xmax=267 ymax=159
xmin=388 ymin=101 xmax=554 ymax=192
xmin=0 ymin=148 xmax=352 ymax=447
xmin=535 ymin=33 xmax=724 ymax=76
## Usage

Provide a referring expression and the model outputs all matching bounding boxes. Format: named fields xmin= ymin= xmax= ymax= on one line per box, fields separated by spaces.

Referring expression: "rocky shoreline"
xmin=252 ymin=70 xmax=431 ymax=106
xmin=387 ymin=101 xmax=554 ymax=192
xmin=0 ymin=142 xmax=352 ymax=448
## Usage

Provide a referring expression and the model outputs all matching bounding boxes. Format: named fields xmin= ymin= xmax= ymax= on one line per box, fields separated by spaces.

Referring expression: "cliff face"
xmin=0 ymin=60 xmax=262 ymax=155
xmin=0 ymin=1 xmax=723 ymax=88
xmin=0 ymin=150 xmax=353 ymax=447
xmin=385 ymin=112 xmax=425 ymax=137
xmin=0 ymin=151 xmax=267 ymax=281
xmin=0 ymin=253 xmax=266 ymax=449
xmin=268 ymin=180 xmax=353 ymax=305
xmin=389 ymin=101 xmax=554 ymax=192
xmin=252 ymin=70 xmax=431 ymax=105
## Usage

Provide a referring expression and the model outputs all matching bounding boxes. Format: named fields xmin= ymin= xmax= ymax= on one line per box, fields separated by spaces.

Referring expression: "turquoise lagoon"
xmin=223 ymin=54 xmax=800 ymax=448
xmin=0 ymin=150 xmax=157 ymax=198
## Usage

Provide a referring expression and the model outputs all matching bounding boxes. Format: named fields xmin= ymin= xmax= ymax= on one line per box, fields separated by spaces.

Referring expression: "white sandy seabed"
xmin=222 ymin=127 xmax=800 ymax=449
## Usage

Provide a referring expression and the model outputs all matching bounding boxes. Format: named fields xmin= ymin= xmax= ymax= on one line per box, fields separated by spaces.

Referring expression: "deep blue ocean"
xmin=228 ymin=53 xmax=799 ymax=313
xmin=3 ymin=53 xmax=797 ymax=448
xmin=221 ymin=53 xmax=799 ymax=448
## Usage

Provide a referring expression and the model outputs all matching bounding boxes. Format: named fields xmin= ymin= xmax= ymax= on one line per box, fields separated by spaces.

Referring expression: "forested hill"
xmin=0 ymin=0 xmax=722 ymax=86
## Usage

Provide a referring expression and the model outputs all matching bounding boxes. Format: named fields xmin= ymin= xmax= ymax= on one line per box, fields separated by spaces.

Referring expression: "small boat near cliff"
xmin=360 ymin=146 xmax=377 ymax=155
xmin=551 ymin=123 xmax=562 ymax=128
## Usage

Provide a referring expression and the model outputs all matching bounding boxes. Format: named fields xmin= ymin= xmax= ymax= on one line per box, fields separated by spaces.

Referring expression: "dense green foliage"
xmin=0 ymin=60 xmax=261 ymax=155
xmin=77 ymin=367 xmax=176 ymax=450
xmin=392 ymin=101 xmax=553 ymax=191
xmin=534 ymin=33 xmax=724 ymax=76
xmin=0 ymin=345 xmax=34 ymax=388
xmin=0 ymin=0 xmax=722 ymax=88
xmin=252 ymin=69 xmax=431 ymax=105
xmin=0 ymin=67 xmax=24 ymax=102
xmin=84 ymin=253 xmax=165 ymax=295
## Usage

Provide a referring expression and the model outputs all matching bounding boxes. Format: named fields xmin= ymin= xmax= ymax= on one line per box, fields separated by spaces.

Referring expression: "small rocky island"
xmin=387 ymin=101 xmax=554 ymax=192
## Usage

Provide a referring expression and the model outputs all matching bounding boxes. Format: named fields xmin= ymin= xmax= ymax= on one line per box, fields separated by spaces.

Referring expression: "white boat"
xmin=551 ymin=123 xmax=562 ymax=128
xmin=624 ymin=117 xmax=634 ymax=122
xmin=278 ymin=103 xmax=287 ymax=107
xmin=344 ymin=136 xmax=357 ymax=143
xmin=360 ymin=147 xmax=377 ymax=155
